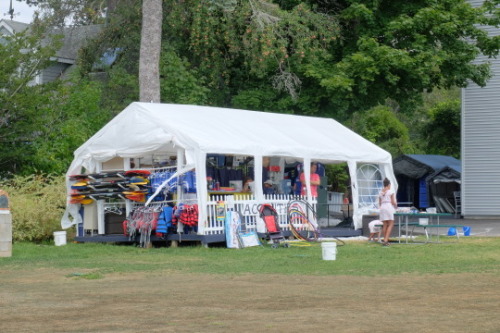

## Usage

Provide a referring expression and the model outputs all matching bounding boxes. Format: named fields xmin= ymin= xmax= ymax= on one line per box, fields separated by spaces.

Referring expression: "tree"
xmin=76 ymin=0 xmax=500 ymax=120
xmin=82 ymin=0 xmax=340 ymax=112
xmin=0 ymin=24 xmax=62 ymax=174
xmin=301 ymin=0 xmax=500 ymax=114
xmin=138 ymin=0 xmax=162 ymax=103
xmin=28 ymin=78 xmax=110 ymax=174
xmin=29 ymin=0 xmax=163 ymax=103
xmin=346 ymin=105 xmax=412 ymax=157
xmin=5 ymin=0 xmax=494 ymax=175
xmin=394 ymin=88 xmax=461 ymax=156
xmin=23 ymin=0 xmax=112 ymax=25
xmin=421 ymin=100 xmax=461 ymax=158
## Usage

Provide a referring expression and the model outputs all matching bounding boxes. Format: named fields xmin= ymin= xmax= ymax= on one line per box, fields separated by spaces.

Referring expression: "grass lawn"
xmin=2 ymin=237 xmax=500 ymax=276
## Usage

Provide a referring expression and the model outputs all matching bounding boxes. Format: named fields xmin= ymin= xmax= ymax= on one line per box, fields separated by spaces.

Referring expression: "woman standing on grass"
xmin=379 ymin=177 xmax=397 ymax=246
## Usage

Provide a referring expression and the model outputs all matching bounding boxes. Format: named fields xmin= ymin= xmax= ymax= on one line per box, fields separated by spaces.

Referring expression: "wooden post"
xmin=0 ymin=190 xmax=12 ymax=257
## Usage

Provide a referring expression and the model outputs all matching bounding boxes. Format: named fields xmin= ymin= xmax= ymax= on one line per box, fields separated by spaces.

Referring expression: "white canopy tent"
xmin=63 ymin=102 xmax=396 ymax=231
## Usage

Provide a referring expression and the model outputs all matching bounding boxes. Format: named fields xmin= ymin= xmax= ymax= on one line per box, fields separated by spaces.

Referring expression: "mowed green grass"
xmin=1 ymin=237 xmax=499 ymax=277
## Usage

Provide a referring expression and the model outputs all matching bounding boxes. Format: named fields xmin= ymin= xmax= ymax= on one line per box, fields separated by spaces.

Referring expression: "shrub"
xmin=0 ymin=174 xmax=67 ymax=242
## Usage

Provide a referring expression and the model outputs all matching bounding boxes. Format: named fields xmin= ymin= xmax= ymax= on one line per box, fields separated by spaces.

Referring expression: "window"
xmin=356 ymin=164 xmax=383 ymax=208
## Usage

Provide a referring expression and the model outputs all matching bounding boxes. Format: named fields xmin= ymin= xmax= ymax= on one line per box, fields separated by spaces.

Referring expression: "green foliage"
xmin=231 ymin=86 xmax=294 ymax=112
xmin=29 ymin=78 xmax=111 ymax=174
xmin=0 ymin=83 xmax=54 ymax=174
xmin=0 ymin=174 xmax=67 ymax=242
xmin=103 ymin=67 xmax=140 ymax=111
xmin=325 ymin=163 xmax=349 ymax=193
xmin=0 ymin=76 xmax=111 ymax=175
xmin=74 ymin=0 xmax=500 ymax=121
xmin=395 ymin=88 xmax=461 ymax=156
xmin=78 ymin=0 xmax=340 ymax=114
xmin=422 ymin=99 xmax=461 ymax=158
xmin=159 ymin=48 xmax=210 ymax=104
xmin=77 ymin=0 xmax=141 ymax=110
xmin=303 ymin=0 xmax=500 ymax=114
xmin=4 ymin=0 xmax=498 ymax=177
xmin=0 ymin=25 xmax=61 ymax=93
xmin=346 ymin=105 xmax=412 ymax=157
xmin=172 ymin=0 xmax=339 ymax=90
xmin=0 ymin=21 xmax=76 ymax=175
xmin=25 ymin=0 xmax=109 ymax=26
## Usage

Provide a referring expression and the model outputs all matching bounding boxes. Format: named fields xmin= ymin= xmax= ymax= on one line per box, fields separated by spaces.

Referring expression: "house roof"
xmin=0 ymin=19 xmax=29 ymax=35
xmin=1 ymin=19 xmax=101 ymax=64
xmin=393 ymin=154 xmax=461 ymax=179
xmin=45 ymin=24 xmax=103 ymax=63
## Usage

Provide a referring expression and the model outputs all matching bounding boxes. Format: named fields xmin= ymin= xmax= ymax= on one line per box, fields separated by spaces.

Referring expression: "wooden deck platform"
xmin=74 ymin=226 xmax=362 ymax=246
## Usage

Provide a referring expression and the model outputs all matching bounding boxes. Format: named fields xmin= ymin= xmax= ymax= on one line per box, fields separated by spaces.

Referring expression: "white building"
xmin=462 ymin=1 xmax=500 ymax=218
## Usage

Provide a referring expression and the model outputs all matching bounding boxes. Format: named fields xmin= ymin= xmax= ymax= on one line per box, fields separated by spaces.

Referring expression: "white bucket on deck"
xmin=321 ymin=242 xmax=337 ymax=260
xmin=53 ymin=231 xmax=67 ymax=246
xmin=419 ymin=218 xmax=429 ymax=225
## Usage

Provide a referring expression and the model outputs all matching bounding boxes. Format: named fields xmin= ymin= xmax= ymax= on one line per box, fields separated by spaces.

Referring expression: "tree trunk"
xmin=139 ymin=0 xmax=162 ymax=103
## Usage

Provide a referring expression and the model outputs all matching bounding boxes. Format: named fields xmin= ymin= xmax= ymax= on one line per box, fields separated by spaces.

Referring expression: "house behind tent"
xmin=0 ymin=19 xmax=102 ymax=84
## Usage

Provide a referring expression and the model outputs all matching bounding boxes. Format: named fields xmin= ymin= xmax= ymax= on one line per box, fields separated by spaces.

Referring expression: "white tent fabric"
xmin=64 ymin=102 xmax=396 ymax=231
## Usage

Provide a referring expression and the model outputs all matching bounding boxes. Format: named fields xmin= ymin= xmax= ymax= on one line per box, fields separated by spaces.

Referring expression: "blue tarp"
xmin=394 ymin=154 xmax=461 ymax=179
xmin=406 ymin=154 xmax=461 ymax=174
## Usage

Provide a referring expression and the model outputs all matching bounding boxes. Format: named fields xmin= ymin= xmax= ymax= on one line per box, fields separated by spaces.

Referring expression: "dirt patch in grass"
xmin=1 ymin=268 xmax=499 ymax=332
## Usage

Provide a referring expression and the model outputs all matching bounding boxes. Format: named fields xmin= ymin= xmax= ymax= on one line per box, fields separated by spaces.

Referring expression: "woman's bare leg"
xmin=382 ymin=221 xmax=388 ymax=243
xmin=384 ymin=219 xmax=394 ymax=243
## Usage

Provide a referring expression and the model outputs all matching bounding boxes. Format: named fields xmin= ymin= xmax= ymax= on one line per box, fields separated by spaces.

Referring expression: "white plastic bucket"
xmin=53 ymin=231 xmax=67 ymax=246
xmin=321 ymin=242 xmax=337 ymax=260
xmin=419 ymin=218 xmax=429 ymax=225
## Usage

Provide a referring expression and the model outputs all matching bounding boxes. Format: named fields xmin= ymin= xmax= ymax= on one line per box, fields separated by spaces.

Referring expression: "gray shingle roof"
xmin=48 ymin=25 xmax=103 ymax=63
xmin=0 ymin=19 xmax=29 ymax=34
xmin=1 ymin=19 xmax=102 ymax=63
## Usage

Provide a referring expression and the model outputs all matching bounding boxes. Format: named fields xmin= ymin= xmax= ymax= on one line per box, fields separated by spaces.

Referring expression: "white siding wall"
xmin=462 ymin=0 xmax=500 ymax=217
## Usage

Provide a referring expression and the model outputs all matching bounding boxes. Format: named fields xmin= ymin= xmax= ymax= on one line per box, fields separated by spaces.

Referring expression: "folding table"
xmin=394 ymin=212 xmax=453 ymax=243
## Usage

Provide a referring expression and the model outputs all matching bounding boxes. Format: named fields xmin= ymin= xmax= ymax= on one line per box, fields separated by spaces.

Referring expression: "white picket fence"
xmin=204 ymin=194 xmax=317 ymax=235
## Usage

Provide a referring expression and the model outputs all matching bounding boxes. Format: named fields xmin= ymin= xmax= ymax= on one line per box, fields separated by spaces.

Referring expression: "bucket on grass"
xmin=321 ymin=242 xmax=337 ymax=261
xmin=463 ymin=226 xmax=471 ymax=236
xmin=53 ymin=231 xmax=67 ymax=246
xmin=447 ymin=227 xmax=456 ymax=236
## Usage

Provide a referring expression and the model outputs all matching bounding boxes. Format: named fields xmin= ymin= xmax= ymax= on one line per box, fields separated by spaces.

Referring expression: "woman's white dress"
xmin=379 ymin=189 xmax=395 ymax=221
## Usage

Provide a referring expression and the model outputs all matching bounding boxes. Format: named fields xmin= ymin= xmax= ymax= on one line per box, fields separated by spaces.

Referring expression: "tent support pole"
xmin=347 ymin=161 xmax=360 ymax=229
xmin=123 ymin=158 xmax=133 ymax=216
xmin=195 ymin=151 xmax=207 ymax=235
xmin=96 ymin=162 xmax=105 ymax=234
xmin=254 ymin=155 xmax=263 ymax=202
xmin=303 ymin=158 xmax=312 ymax=203
xmin=176 ymin=148 xmax=185 ymax=234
